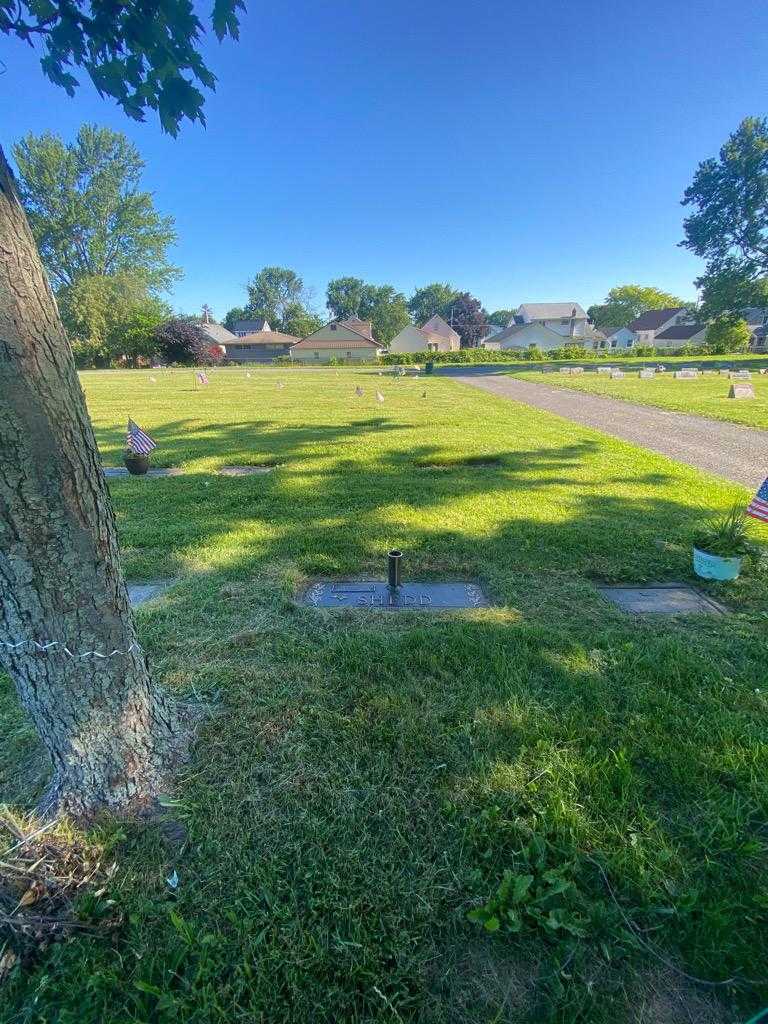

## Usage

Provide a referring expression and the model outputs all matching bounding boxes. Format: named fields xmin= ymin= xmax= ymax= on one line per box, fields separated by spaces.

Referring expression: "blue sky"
xmin=1 ymin=0 xmax=766 ymax=320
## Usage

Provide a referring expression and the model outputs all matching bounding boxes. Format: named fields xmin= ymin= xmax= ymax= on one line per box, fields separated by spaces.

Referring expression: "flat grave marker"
xmin=729 ymin=383 xmax=755 ymax=399
xmin=128 ymin=580 xmax=174 ymax=607
xmin=104 ymin=467 xmax=183 ymax=478
xmin=217 ymin=465 xmax=274 ymax=476
xmin=302 ymin=580 xmax=489 ymax=610
xmin=598 ymin=584 xmax=726 ymax=616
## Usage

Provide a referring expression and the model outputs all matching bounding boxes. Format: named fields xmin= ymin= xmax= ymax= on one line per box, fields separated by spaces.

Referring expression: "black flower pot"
xmin=124 ymin=452 xmax=150 ymax=475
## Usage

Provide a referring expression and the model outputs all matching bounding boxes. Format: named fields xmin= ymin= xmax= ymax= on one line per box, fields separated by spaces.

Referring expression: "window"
xmin=611 ymin=340 xmax=617 ymax=348
xmin=560 ymin=318 xmax=569 ymax=325
xmin=346 ymin=351 xmax=351 ymax=358
xmin=626 ymin=338 xmax=634 ymax=348
xmin=313 ymin=351 xmax=320 ymax=359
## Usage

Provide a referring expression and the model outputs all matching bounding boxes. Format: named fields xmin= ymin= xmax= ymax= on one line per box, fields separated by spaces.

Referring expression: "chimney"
xmin=569 ymin=306 xmax=577 ymax=338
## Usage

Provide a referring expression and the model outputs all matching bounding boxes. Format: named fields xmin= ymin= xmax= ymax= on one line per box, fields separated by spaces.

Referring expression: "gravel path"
xmin=454 ymin=373 xmax=768 ymax=488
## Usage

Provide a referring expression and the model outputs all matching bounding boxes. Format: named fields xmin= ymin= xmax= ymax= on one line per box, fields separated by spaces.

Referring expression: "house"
xmin=482 ymin=321 xmax=567 ymax=351
xmin=290 ymin=319 xmax=382 ymax=363
xmin=653 ymin=323 xmax=708 ymax=349
xmin=199 ymin=306 xmax=236 ymax=349
xmin=740 ymin=308 xmax=768 ymax=350
xmin=478 ymin=324 xmax=504 ymax=346
xmin=420 ymin=314 xmax=461 ymax=349
xmin=626 ymin=308 xmax=691 ymax=347
xmin=389 ymin=315 xmax=460 ymax=354
xmin=224 ymin=330 xmax=299 ymax=364
xmin=594 ymin=326 xmax=635 ymax=351
xmin=232 ymin=317 xmax=271 ymax=336
xmin=512 ymin=303 xmax=591 ymax=339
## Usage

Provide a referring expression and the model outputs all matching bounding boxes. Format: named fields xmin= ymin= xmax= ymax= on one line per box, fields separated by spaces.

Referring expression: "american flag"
xmin=355 ymin=386 xmax=364 ymax=397
xmin=197 ymin=371 xmax=209 ymax=385
xmin=747 ymin=476 xmax=768 ymax=523
xmin=126 ymin=419 xmax=156 ymax=456
xmin=376 ymin=390 xmax=385 ymax=403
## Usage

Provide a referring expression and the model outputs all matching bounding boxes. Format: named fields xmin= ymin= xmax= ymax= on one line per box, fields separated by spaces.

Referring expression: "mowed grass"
xmin=512 ymin=368 xmax=768 ymax=429
xmin=2 ymin=366 xmax=768 ymax=1024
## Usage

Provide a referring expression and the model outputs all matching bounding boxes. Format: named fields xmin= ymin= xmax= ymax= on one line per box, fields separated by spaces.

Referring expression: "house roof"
xmin=233 ymin=318 xmax=271 ymax=333
xmin=201 ymin=322 xmax=236 ymax=344
xmin=490 ymin=321 xmax=565 ymax=345
xmin=627 ymin=308 xmax=684 ymax=331
xmin=518 ymin=303 xmax=587 ymax=320
xmin=226 ymin=331 xmax=298 ymax=346
xmin=421 ymin=314 xmax=459 ymax=340
xmin=740 ymin=307 xmax=768 ymax=325
xmin=292 ymin=320 xmax=380 ymax=349
xmin=655 ymin=323 xmax=706 ymax=340
xmin=340 ymin=317 xmax=374 ymax=339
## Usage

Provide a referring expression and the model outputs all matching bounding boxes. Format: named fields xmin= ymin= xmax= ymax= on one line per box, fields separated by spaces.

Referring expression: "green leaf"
xmin=483 ymin=915 xmax=501 ymax=933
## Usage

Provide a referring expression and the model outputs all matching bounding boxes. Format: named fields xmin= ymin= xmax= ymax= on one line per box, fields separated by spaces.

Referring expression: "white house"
xmin=653 ymin=323 xmax=707 ymax=350
xmin=389 ymin=314 xmax=460 ymax=354
xmin=626 ymin=308 xmax=691 ymax=346
xmin=594 ymin=326 xmax=636 ymax=351
xmin=513 ymin=303 xmax=591 ymax=338
xmin=420 ymin=314 xmax=460 ymax=349
xmin=483 ymin=321 xmax=567 ymax=351
xmin=290 ymin=319 xmax=382 ymax=363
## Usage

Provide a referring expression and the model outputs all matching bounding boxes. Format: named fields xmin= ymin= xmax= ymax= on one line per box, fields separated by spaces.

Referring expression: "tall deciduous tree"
xmin=59 ymin=272 xmax=170 ymax=366
xmin=246 ymin=267 xmax=308 ymax=325
xmin=587 ymin=285 xmax=686 ymax=331
xmin=487 ymin=309 xmax=514 ymax=328
xmin=443 ymin=292 xmax=487 ymax=347
xmin=13 ymin=126 xmax=179 ymax=291
xmin=0 ymin=0 xmax=243 ymax=817
xmin=407 ymin=283 xmax=457 ymax=326
xmin=326 ymin=277 xmax=410 ymax=344
xmin=682 ymin=118 xmax=768 ymax=317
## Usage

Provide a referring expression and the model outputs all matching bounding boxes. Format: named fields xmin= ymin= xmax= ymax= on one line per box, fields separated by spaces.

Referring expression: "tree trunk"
xmin=0 ymin=146 xmax=180 ymax=820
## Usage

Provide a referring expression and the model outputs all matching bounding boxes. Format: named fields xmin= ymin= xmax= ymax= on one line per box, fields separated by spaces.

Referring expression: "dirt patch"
xmin=430 ymin=939 xmax=536 ymax=1023
xmin=217 ymin=464 xmax=276 ymax=476
xmin=632 ymin=967 xmax=736 ymax=1024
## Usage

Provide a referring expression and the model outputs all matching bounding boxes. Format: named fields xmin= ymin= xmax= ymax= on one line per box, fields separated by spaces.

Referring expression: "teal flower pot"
xmin=692 ymin=547 xmax=742 ymax=581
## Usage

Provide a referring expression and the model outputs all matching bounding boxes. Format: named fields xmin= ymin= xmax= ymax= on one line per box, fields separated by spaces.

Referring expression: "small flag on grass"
xmin=126 ymin=419 xmax=156 ymax=455
xmin=149 ymin=376 xmax=157 ymax=383
xmin=376 ymin=390 xmax=385 ymax=404
xmin=747 ymin=476 xmax=768 ymax=523
xmin=277 ymin=381 xmax=285 ymax=389
xmin=355 ymin=386 xmax=364 ymax=397
xmin=196 ymin=371 xmax=209 ymax=385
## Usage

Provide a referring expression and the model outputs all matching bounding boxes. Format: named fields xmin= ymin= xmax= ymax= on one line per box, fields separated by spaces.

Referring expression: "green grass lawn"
xmin=2 ymin=367 xmax=768 ymax=1024
xmin=511 ymin=368 xmax=768 ymax=429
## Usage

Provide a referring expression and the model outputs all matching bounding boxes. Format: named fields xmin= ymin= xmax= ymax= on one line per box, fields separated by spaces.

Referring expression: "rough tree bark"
xmin=0 ymin=146 xmax=180 ymax=819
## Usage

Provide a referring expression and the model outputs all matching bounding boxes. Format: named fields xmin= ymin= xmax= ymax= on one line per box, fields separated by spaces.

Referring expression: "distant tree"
xmin=59 ymin=272 xmax=170 ymax=366
xmin=246 ymin=266 xmax=309 ymax=325
xmin=587 ymin=285 xmax=686 ymax=330
xmin=0 ymin=0 xmax=244 ymax=819
xmin=223 ymin=306 xmax=248 ymax=331
xmin=487 ymin=309 xmax=514 ymax=327
xmin=407 ymin=283 xmax=457 ymax=326
xmin=444 ymin=292 xmax=488 ymax=347
xmin=367 ymin=286 xmax=411 ymax=344
xmin=154 ymin=317 xmax=214 ymax=365
xmin=326 ymin=276 xmax=370 ymax=319
xmin=13 ymin=125 xmax=179 ymax=291
xmin=327 ymin=277 xmax=410 ymax=343
xmin=280 ymin=302 xmax=324 ymax=338
xmin=704 ymin=316 xmax=752 ymax=354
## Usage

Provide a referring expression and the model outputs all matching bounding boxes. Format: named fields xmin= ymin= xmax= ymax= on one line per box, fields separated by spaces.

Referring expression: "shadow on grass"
xmin=1 ymin=421 xmax=766 ymax=1023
